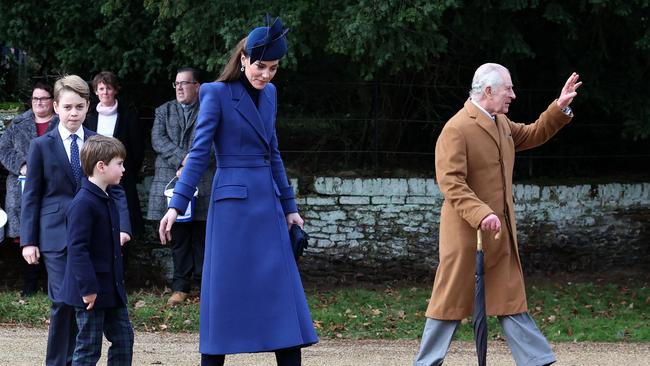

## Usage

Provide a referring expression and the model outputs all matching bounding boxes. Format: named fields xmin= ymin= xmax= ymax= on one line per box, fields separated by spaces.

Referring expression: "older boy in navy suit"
xmin=20 ymin=75 xmax=132 ymax=366
xmin=62 ymin=134 xmax=134 ymax=365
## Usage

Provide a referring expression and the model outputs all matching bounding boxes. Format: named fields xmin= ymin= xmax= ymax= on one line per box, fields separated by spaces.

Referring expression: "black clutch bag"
xmin=289 ymin=225 xmax=310 ymax=260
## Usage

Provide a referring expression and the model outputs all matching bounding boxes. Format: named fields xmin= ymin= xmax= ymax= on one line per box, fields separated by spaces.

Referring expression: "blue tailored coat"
xmin=169 ymin=81 xmax=319 ymax=355
xmin=20 ymin=126 xmax=131 ymax=252
xmin=61 ymin=178 xmax=128 ymax=309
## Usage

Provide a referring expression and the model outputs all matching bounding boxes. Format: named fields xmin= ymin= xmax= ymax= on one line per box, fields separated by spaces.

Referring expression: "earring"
xmin=240 ymin=65 xmax=244 ymax=72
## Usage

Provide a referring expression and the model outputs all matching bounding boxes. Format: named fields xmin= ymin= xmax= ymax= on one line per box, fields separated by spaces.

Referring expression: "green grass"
xmin=1 ymin=281 xmax=648 ymax=342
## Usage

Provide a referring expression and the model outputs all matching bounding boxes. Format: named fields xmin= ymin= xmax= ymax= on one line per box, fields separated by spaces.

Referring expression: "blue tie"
xmin=70 ymin=134 xmax=82 ymax=184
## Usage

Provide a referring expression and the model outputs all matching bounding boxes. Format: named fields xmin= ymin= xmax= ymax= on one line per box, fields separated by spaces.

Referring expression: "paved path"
xmin=1 ymin=326 xmax=649 ymax=365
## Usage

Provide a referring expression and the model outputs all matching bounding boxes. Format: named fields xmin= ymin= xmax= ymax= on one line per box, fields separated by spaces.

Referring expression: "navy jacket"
xmin=20 ymin=126 xmax=131 ymax=251
xmin=62 ymin=178 xmax=127 ymax=309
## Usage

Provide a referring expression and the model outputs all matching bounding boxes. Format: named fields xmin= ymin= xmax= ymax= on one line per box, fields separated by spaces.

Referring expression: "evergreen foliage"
xmin=1 ymin=1 xmax=648 ymax=173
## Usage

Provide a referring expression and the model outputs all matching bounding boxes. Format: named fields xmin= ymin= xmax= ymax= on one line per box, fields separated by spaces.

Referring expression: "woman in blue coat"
xmin=158 ymin=16 xmax=318 ymax=366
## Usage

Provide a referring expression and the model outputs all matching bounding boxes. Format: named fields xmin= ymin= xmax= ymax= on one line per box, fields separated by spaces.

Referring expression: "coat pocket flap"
xmin=41 ymin=202 xmax=60 ymax=215
xmin=213 ymin=185 xmax=248 ymax=201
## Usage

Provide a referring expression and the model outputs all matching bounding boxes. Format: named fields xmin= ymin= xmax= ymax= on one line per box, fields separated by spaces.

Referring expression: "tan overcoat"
xmin=426 ymin=99 xmax=571 ymax=320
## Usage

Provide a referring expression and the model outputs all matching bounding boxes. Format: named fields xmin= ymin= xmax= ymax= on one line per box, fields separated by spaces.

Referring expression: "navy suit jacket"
xmin=20 ymin=126 xmax=131 ymax=251
xmin=62 ymin=178 xmax=127 ymax=308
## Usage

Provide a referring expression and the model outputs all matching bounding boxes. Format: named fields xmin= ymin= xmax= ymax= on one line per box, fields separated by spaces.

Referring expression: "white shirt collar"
xmin=57 ymin=123 xmax=85 ymax=141
xmin=470 ymin=98 xmax=496 ymax=121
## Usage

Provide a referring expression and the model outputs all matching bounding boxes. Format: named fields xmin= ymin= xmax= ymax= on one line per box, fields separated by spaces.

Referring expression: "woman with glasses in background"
xmin=0 ymin=81 xmax=58 ymax=296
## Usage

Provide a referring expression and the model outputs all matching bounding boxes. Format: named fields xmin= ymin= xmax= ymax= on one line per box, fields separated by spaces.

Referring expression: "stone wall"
xmin=132 ymin=178 xmax=650 ymax=285
xmin=1 ymin=171 xmax=648 ymax=287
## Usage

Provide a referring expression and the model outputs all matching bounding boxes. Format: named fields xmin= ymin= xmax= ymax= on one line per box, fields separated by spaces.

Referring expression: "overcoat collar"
xmin=229 ymin=81 xmax=273 ymax=147
xmin=172 ymin=100 xmax=199 ymax=133
xmin=80 ymin=177 xmax=110 ymax=200
xmin=464 ymin=99 xmax=501 ymax=148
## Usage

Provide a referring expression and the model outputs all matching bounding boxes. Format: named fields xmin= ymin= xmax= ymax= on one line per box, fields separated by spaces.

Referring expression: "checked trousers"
xmin=73 ymin=306 xmax=134 ymax=366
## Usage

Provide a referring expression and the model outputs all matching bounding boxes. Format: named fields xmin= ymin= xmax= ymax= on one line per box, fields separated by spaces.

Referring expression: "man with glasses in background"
xmin=147 ymin=68 xmax=215 ymax=306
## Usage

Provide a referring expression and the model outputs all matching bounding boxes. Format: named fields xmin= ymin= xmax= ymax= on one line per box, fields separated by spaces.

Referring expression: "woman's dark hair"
xmin=217 ymin=38 xmax=247 ymax=82
xmin=32 ymin=81 xmax=53 ymax=98
xmin=91 ymin=71 xmax=120 ymax=93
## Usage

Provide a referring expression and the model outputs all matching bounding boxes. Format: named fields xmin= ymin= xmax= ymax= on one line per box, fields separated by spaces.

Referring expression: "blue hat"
xmin=245 ymin=15 xmax=289 ymax=64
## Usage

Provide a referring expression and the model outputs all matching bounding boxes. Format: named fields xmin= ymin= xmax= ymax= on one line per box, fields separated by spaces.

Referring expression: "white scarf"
xmin=96 ymin=99 xmax=118 ymax=116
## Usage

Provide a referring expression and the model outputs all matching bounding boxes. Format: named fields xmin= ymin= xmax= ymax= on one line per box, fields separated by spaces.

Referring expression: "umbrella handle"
xmin=477 ymin=229 xmax=502 ymax=251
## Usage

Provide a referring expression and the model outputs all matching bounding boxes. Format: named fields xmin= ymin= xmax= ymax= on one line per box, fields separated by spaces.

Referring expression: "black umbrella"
xmin=474 ymin=230 xmax=502 ymax=365
xmin=473 ymin=229 xmax=487 ymax=366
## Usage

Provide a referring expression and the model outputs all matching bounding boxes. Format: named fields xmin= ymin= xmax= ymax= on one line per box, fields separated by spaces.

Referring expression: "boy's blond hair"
xmin=54 ymin=74 xmax=90 ymax=102
xmin=80 ymin=135 xmax=126 ymax=177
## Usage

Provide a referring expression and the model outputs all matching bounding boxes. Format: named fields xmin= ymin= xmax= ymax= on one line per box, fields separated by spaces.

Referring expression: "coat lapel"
xmin=173 ymin=102 xmax=187 ymax=132
xmin=230 ymin=82 xmax=270 ymax=147
xmin=47 ymin=128 xmax=77 ymax=187
xmin=184 ymin=103 xmax=199 ymax=134
xmin=465 ymin=100 xmax=501 ymax=148
xmin=258 ymin=87 xmax=275 ymax=143
xmin=85 ymin=113 xmax=98 ymax=132
xmin=112 ymin=111 xmax=121 ymax=137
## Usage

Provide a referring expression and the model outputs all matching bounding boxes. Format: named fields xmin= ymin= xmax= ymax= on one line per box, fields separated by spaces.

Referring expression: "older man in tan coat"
xmin=413 ymin=63 xmax=582 ymax=366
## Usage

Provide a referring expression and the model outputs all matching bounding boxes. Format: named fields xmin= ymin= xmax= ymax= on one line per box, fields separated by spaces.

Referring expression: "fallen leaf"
xmin=134 ymin=300 xmax=146 ymax=309
xmin=548 ymin=315 xmax=556 ymax=323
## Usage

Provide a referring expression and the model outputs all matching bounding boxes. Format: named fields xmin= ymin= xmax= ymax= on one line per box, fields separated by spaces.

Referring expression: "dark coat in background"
xmin=0 ymin=110 xmax=57 ymax=237
xmin=84 ymin=100 xmax=144 ymax=235
xmin=146 ymin=100 xmax=215 ymax=221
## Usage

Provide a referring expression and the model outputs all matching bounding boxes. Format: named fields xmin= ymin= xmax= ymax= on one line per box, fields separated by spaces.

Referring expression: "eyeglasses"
xmin=32 ymin=97 xmax=53 ymax=102
xmin=172 ymin=81 xmax=197 ymax=89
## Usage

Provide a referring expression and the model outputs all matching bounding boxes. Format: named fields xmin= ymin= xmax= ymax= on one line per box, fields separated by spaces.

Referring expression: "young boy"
xmin=61 ymin=134 xmax=134 ymax=365
xmin=20 ymin=74 xmax=132 ymax=366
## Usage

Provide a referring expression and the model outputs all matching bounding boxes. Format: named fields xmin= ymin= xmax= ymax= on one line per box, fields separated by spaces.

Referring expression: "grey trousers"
xmin=413 ymin=312 xmax=556 ymax=366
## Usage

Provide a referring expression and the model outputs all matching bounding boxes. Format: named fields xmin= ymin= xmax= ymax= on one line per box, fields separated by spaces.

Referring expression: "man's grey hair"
xmin=469 ymin=63 xmax=510 ymax=100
